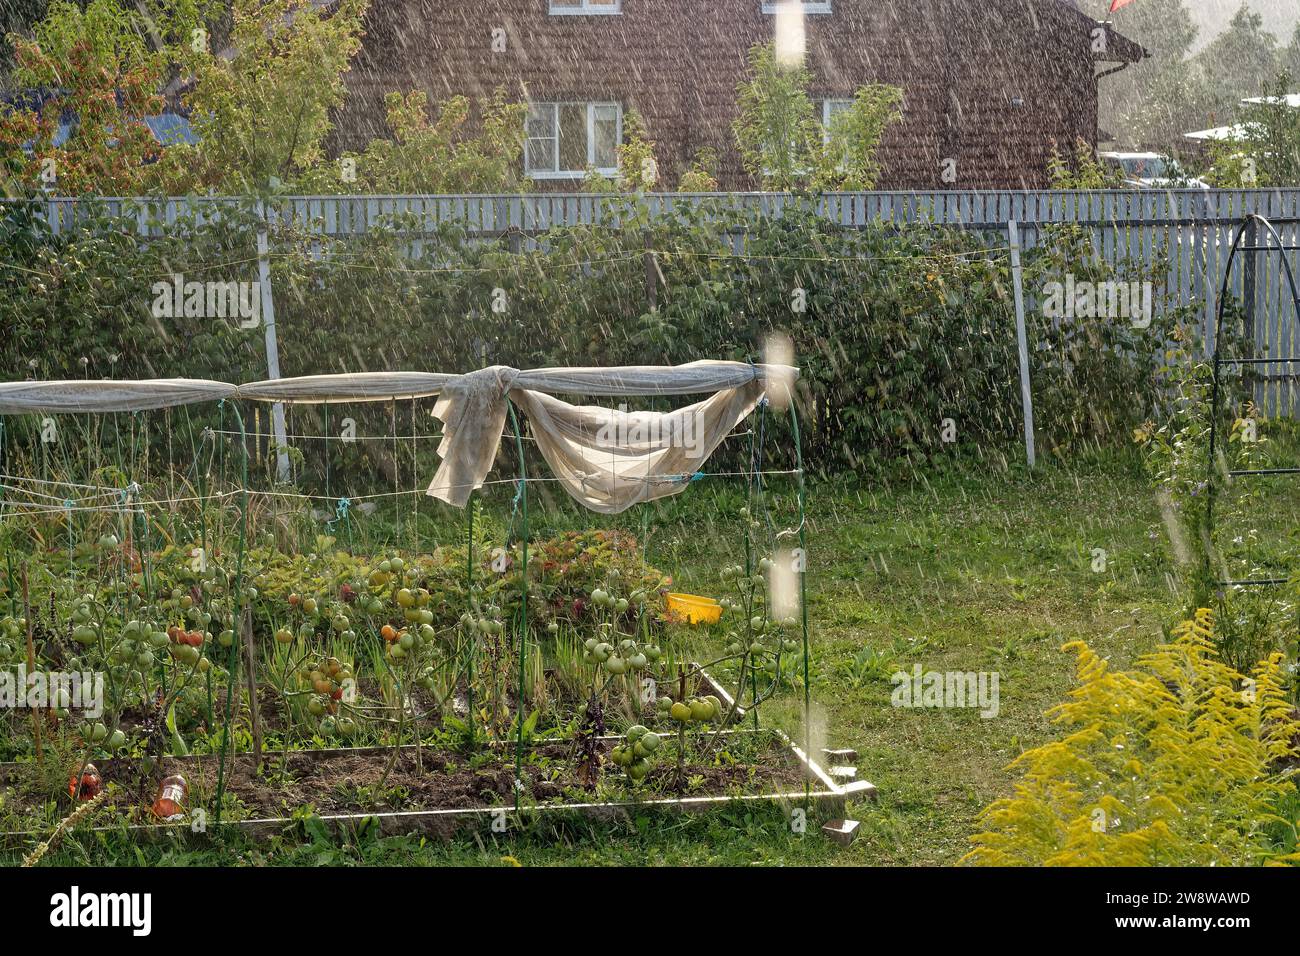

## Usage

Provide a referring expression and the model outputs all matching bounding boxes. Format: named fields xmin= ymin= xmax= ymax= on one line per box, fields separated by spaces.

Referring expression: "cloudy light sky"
xmin=1188 ymin=0 xmax=1300 ymax=50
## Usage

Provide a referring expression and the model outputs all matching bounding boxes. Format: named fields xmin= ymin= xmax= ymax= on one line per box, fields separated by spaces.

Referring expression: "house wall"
xmin=330 ymin=0 xmax=1116 ymax=190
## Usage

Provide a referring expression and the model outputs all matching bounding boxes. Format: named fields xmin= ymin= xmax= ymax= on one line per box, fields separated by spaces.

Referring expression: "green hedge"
xmin=0 ymin=197 xmax=1195 ymax=480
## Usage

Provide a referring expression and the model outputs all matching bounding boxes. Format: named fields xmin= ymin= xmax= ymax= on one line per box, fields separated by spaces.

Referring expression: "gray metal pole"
xmin=1008 ymin=219 xmax=1036 ymax=468
xmin=255 ymin=200 xmax=290 ymax=483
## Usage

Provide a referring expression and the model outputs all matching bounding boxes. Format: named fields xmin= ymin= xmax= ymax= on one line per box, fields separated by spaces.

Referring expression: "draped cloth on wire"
xmin=0 ymin=361 xmax=797 ymax=516
xmin=425 ymin=361 xmax=787 ymax=514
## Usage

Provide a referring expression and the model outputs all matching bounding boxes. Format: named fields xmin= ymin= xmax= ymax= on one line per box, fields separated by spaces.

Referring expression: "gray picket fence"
xmin=15 ymin=188 xmax=1300 ymax=415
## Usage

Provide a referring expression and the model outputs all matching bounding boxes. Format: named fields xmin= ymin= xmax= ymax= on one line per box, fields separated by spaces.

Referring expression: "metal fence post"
xmin=1007 ymin=219 xmax=1036 ymax=468
xmin=255 ymin=200 xmax=291 ymax=483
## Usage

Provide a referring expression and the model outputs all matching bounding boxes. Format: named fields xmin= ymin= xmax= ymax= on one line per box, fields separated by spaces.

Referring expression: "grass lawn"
xmin=17 ymin=447 xmax=1241 ymax=867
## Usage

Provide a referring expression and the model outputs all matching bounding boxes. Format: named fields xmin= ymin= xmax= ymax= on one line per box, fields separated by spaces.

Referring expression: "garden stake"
xmin=465 ymin=492 xmax=475 ymax=750
xmin=788 ymin=396 xmax=811 ymax=807
xmin=509 ymin=402 xmax=529 ymax=812
xmin=242 ymin=606 xmax=263 ymax=772
xmin=213 ymin=403 xmax=250 ymax=825
xmin=21 ymin=564 xmax=41 ymax=768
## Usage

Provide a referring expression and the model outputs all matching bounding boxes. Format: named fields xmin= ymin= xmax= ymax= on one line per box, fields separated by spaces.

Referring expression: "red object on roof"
xmin=1109 ymin=0 xmax=1137 ymax=11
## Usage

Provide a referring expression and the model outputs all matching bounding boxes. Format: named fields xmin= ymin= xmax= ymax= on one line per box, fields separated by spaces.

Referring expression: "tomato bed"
xmin=0 ymin=729 xmax=846 ymax=845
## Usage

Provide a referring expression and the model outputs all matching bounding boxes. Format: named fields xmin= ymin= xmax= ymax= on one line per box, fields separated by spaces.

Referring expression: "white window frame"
xmin=762 ymin=1 xmax=833 ymax=14
xmin=821 ymin=98 xmax=853 ymax=143
xmin=525 ymin=102 xmax=623 ymax=180
xmin=549 ymin=0 xmax=622 ymax=15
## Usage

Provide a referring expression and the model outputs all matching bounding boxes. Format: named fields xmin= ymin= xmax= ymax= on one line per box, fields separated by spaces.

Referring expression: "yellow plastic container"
xmin=665 ymin=592 xmax=723 ymax=625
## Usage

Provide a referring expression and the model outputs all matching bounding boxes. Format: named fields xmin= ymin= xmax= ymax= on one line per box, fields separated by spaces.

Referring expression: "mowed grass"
xmin=13 ymin=448 xmax=1300 ymax=867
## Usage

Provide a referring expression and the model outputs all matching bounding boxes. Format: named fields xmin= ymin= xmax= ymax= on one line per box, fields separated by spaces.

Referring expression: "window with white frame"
xmin=549 ymin=0 xmax=621 ymax=14
xmin=762 ymin=1 xmax=833 ymax=14
xmin=525 ymin=103 xmax=622 ymax=178
xmin=822 ymin=98 xmax=853 ymax=141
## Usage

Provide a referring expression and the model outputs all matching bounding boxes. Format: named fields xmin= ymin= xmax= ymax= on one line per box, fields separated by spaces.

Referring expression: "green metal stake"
xmin=213 ymin=401 xmax=250 ymax=827
xmin=508 ymin=403 xmax=529 ymax=813
xmin=323 ymin=403 xmax=331 ymax=503
xmin=745 ymin=409 xmax=760 ymax=729
xmin=788 ymin=397 xmax=811 ymax=807
xmin=465 ymin=492 xmax=476 ymax=750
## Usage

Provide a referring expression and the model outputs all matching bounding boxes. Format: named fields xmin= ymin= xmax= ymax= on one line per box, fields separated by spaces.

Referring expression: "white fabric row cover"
xmin=425 ymin=363 xmax=792 ymax=513
xmin=236 ymin=372 xmax=455 ymax=403
xmin=0 ymin=378 xmax=237 ymax=414
xmin=0 ymin=361 xmax=785 ymax=412
xmin=0 ymin=361 xmax=799 ymax=514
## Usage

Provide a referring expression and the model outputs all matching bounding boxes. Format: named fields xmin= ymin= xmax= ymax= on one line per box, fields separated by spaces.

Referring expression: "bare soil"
xmin=2 ymin=732 xmax=810 ymax=827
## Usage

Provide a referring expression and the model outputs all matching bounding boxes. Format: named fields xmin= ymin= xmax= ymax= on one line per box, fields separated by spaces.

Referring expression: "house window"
xmin=549 ymin=0 xmax=621 ymax=14
xmin=526 ymin=102 xmax=622 ymax=178
xmin=822 ymin=98 xmax=853 ymax=141
xmin=762 ymin=1 xmax=833 ymax=14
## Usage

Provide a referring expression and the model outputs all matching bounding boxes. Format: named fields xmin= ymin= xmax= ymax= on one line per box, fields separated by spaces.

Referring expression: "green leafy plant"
xmin=967 ymin=609 xmax=1300 ymax=866
xmin=814 ymin=84 xmax=903 ymax=191
xmin=314 ymin=87 xmax=528 ymax=195
xmin=734 ymin=42 xmax=901 ymax=193
xmin=0 ymin=0 xmax=183 ymax=195
xmin=180 ymin=0 xmax=368 ymax=191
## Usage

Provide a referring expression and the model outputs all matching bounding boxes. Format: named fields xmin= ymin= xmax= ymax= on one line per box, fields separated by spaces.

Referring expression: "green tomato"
xmin=640 ymin=731 xmax=661 ymax=753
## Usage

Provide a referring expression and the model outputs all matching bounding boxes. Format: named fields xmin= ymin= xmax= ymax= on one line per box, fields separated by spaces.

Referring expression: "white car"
xmin=1098 ymin=152 xmax=1210 ymax=189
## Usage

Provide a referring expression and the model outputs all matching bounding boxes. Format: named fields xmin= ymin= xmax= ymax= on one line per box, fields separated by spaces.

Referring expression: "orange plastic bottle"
xmin=151 ymin=774 xmax=188 ymax=820
xmin=68 ymin=763 xmax=102 ymax=801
